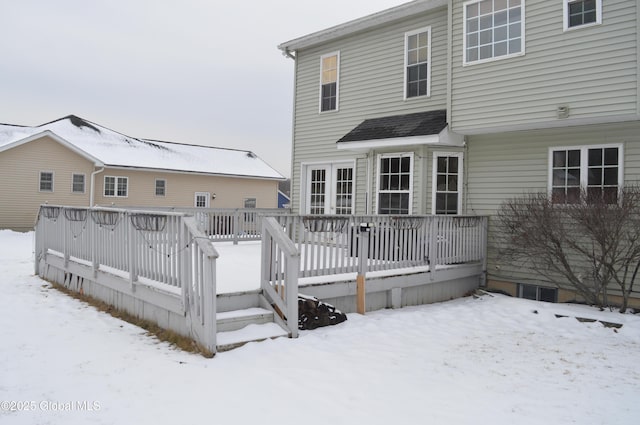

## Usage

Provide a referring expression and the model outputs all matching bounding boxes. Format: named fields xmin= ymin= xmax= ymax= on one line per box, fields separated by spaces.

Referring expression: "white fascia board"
xmin=278 ymin=0 xmax=447 ymax=53
xmin=0 ymin=130 xmax=105 ymax=166
xmin=103 ymin=165 xmax=286 ymax=181
xmin=336 ymin=126 xmax=463 ymax=151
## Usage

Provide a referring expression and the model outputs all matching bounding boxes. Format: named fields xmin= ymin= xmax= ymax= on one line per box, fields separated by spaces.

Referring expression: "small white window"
xmin=432 ymin=152 xmax=463 ymax=215
xmin=405 ymin=27 xmax=431 ymax=99
xmin=563 ymin=0 xmax=601 ymax=31
xmin=319 ymin=52 xmax=340 ymax=112
xmin=549 ymin=144 xmax=622 ymax=204
xmin=195 ymin=192 xmax=210 ymax=208
xmin=39 ymin=171 xmax=54 ymax=192
xmin=104 ymin=176 xmax=128 ymax=197
xmin=463 ymin=0 xmax=525 ymax=65
xmin=377 ymin=153 xmax=413 ymax=215
xmin=155 ymin=179 xmax=166 ymax=197
xmin=243 ymin=198 xmax=256 ymax=209
xmin=72 ymin=173 xmax=85 ymax=193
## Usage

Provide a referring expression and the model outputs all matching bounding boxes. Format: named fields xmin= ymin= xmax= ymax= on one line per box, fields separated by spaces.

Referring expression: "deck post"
xmin=357 ymin=223 xmax=371 ymax=315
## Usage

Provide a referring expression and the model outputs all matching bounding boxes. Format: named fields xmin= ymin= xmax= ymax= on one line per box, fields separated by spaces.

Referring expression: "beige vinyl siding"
xmin=451 ymin=0 xmax=639 ymax=133
xmin=94 ymin=168 xmax=278 ymax=209
xmin=0 ymin=136 xmax=94 ymax=231
xmin=465 ymin=121 xmax=640 ymax=297
xmin=291 ymin=7 xmax=448 ymax=214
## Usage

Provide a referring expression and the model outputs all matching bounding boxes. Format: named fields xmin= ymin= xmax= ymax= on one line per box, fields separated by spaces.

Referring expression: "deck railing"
xmin=34 ymin=205 xmax=218 ymax=353
xmin=261 ymin=217 xmax=300 ymax=338
xmin=115 ymin=207 xmax=291 ymax=244
xmin=274 ymin=215 xmax=488 ymax=278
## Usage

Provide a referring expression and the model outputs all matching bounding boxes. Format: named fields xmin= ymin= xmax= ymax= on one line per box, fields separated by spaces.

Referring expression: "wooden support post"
xmin=356 ymin=223 xmax=371 ymax=315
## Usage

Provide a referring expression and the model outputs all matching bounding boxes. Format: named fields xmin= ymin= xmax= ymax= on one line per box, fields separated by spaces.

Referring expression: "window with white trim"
xmin=39 ymin=171 xmax=54 ymax=192
xmin=319 ymin=52 xmax=339 ymax=112
xmin=405 ymin=27 xmax=431 ymax=99
xmin=563 ymin=0 xmax=601 ymax=31
xmin=72 ymin=173 xmax=85 ymax=193
xmin=155 ymin=179 xmax=166 ymax=196
xmin=433 ymin=152 xmax=463 ymax=215
xmin=550 ymin=145 xmax=622 ymax=204
xmin=104 ymin=176 xmax=128 ymax=197
xmin=377 ymin=153 xmax=413 ymax=215
xmin=463 ymin=0 xmax=524 ymax=64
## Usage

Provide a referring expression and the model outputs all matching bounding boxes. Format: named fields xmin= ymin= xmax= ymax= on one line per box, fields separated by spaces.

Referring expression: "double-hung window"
xmin=155 ymin=179 xmax=166 ymax=196
xmin=550 ymin=144 xmax=622 ymax=204
xmin=319 ymin=52 xmax=339 ymax=112
xmin=377 ymin=153 xmax=413 ymax=215
xmin=39 ymin=171 xmax=54 ymax=192
xmin=405 ymin=27 xmax=431 ymax=99
xmin=563 ymin=0 xmax=601 ymax=31
xmin=104 ymin=176 xmax=128 ymax=197
xmin=432 ymin=153 xmax=463 ymax=215
xmin=464 ymin=0 xmax=524 ymax=64
xmin=72 ymin=173 xmax=85 ymax=193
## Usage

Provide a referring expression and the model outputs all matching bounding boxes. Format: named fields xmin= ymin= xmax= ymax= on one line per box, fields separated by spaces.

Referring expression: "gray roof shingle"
xmin=337 ymin=110 xmax=447 ymax=144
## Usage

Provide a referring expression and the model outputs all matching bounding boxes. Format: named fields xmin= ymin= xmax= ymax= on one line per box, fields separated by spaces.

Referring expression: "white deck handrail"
xmin=34 ymin=205 xmax=219 ymax=353
xmin=261 ymin=217 xmax=300 ymax=338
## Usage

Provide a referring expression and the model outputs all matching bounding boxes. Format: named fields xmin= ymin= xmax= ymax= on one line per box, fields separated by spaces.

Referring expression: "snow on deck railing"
xmin=274 ymin=215 xmax=488 ymax=278
xmin=34 ymin=205 xmax=218 ymax=353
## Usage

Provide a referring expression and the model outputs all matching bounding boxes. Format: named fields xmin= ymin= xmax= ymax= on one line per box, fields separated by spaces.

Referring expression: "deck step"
xmin=216 ymin=307 xmax=274 ymax=332
xmin=217 ymin=322 xmax=289 ymax=352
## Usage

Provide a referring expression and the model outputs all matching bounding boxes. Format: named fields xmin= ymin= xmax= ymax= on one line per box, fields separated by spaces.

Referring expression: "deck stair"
xmin=216 ymin=305 xmax=289 ymax=352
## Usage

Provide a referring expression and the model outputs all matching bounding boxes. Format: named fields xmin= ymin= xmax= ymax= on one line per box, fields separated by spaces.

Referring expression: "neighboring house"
xmin=278 ymin=0 xmax=640 ymax=306
xmin=278 ymin=190 xmax=291 ymax=209
xmin=0 ymin=115 xmax=284 ymax=231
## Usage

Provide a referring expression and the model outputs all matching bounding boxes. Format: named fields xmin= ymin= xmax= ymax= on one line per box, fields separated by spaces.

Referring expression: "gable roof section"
xmin=278 ymin=0 xmax=447 ymax=53
xmin=336 ymin=110 xmax=462 ymax=150
xmin=0 ymin=115 xmax=284 ymax=180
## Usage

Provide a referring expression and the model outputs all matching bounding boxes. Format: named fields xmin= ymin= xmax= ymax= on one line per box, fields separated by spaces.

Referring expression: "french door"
xmin=305 ymin=163 xmax=354 ymax=215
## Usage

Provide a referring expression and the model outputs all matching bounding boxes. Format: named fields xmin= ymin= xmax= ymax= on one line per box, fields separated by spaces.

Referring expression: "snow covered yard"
xmin=1 ymin=230 xmax=639 ymax=425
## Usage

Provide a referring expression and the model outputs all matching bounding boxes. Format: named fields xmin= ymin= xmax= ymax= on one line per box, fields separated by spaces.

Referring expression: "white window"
xmin=319 ymin=52 xmax=340 ymax=112
xmin=377 ymin=153 xmax=413 ymax=215
xmin=39 ymin=171 xmax=54 ymax=192
xmin=432 ymin=152 xmax=463 ymax=215
xmin=104 ymin=176 xmax=128 ymax=197
xmin=72 ymin=173 xmax=85 ymax=193
xmin=463 ymin=0 xmax=524 ymax=65
xmin=405 ymin=27 xmax=431 ymax=99
xmin=155 ymin=179 xmax=166 ymax=196
xmin=549 ymin=144 xmax=622 ymax=204
xmin=195 ymin=192 xmax=210 ymax=208
xmin=244 ymin=198 xmax=256 ymax=209
xmin=563 ymin=0 xmax=601 ymax=31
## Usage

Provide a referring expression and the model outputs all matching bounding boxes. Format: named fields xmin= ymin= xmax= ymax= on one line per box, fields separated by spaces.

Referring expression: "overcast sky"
xmin=0 ymin=0 xmax=410 ymax=177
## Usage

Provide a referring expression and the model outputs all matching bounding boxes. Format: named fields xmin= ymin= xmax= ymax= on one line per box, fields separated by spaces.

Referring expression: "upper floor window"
xmin=563 ymin=0 xmax=601 ymax=31
xmin=104 ymin=176 xmax=128 ymax=197
xmin=464 ymin=0 xmax=524 ymax=65
xmin=377 ymin=153 xmax=413 ymax=215
xmin=405 ymin=27 xmax=431 ymax=99
xmin=155 ymin=179 xmax=166 ymax=196
xmin=550 ymin=144 xmax=622 ymax=204
xmin=72 ymin=173 xmax=85 ymax=193
xmin=39 ymin=171 xmax=54 ymax=192
xmin=319 ymin=52 xmax=339 ymax=112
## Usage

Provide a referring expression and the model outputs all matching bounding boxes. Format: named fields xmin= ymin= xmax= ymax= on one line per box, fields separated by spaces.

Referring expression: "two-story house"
xmin=279 ymin=0 xmax=640 ymax=307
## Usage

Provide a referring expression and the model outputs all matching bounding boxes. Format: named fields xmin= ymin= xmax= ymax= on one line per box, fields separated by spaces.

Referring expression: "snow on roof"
xmin=0 ymin=115 xmax=284 ymax=180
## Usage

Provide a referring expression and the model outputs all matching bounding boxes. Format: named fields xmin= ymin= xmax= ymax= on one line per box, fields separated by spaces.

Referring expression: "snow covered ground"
xmin=1 ymin=230 xmax=639 ymax=425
